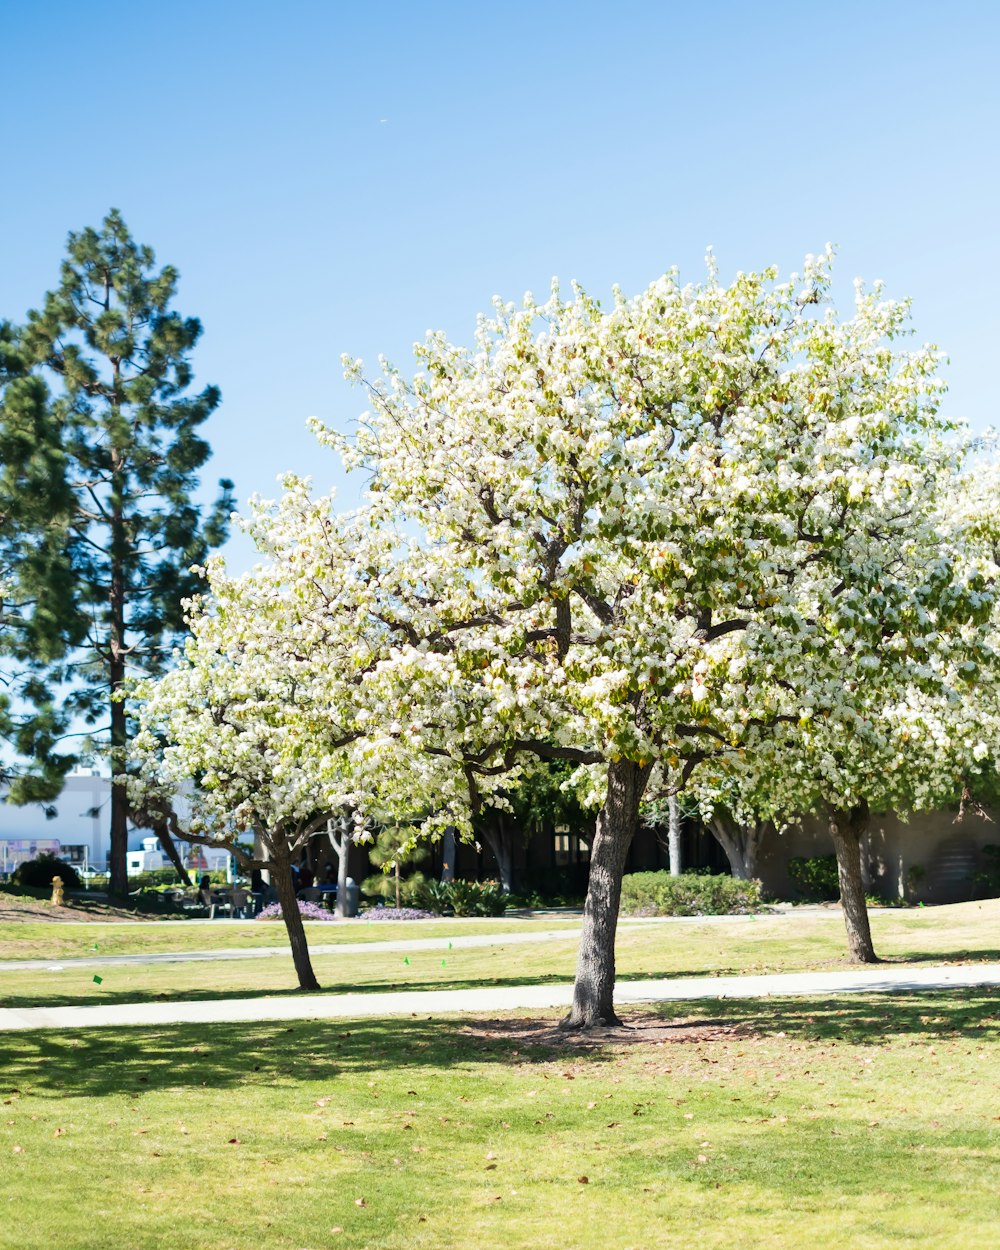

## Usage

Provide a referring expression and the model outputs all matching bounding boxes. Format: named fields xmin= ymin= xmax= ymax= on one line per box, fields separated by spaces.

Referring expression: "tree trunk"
xmin=829 ymin=803 xmax=877 ymax=963
xmin=272 ymin=844 xmax=320 ymax=990
xmin=107 ymin=478 xmax=129 ymax=898
xmin=562 ymin=758 xmax=651 ymax=1030
xmin=152 ymin=819 xmax=192 ymax=886
xmin=441 ymin=827 xmax=456 ymax=882
xmin=335 ymin=826 xmax=352 ymax=919
xmin=481 ymin=812 xmax=515 ymax=893
xmin=707 ymin=813 xmax=767 ymax=880
xmin=108 ymin=660 xmax=129 ymax=897
xmin=667 ymin=794 xmax=682 ymax=877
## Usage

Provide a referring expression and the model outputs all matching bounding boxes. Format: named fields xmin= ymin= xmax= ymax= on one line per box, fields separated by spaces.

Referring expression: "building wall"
xmin=0 ymin=775 xmax=109 ymax=872
xmin=0 ymin=774 xmax=161 ymax=873
xmin=752 ymin=807 xmax=999 ymax=903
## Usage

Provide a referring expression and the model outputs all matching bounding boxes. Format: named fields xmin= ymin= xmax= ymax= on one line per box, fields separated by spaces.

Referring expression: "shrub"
xmin=13 ymin=855 xmax=82 ymax=890
xmin=415 ymin=878 xmax=508 ymax=917
xmin=506 ymin=886 xmax=587 ymax=909
xmin=787 ymin=854 xmax=840 ymax=901
xmin=255 ymin=900 xmax=337 ymax=922
xmin=619 ymin=870 xmax=763 ymax=917
xmin=357 ymin=905 xmax=435 ymax=921
xmin=127 ymin=868 xmax=189 ymax=891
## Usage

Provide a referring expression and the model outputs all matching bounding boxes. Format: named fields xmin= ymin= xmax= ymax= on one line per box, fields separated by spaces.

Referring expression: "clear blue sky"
xmin=5 ymin=0 xmax=998 ymax=569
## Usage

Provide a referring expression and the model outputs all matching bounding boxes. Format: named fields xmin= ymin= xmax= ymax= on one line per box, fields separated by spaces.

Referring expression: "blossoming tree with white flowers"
xmin=293 ymin=250 xmax=992 ymax=1025
xmin=128 ymin=551 xmax=373 ymax=991
xmin=690 ymin=457 xmax=1000 ymax=961
xmin=136 ymin=252 xmax=997 ymax=1024
xmin=128 ymin=515 xmax=481 ymax=989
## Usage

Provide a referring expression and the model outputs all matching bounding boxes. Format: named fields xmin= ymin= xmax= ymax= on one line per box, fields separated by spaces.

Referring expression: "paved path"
xmin=1 ymin=961 xmax=997 ymax=1033
xmin=0 ymin=914 xmax=770 ymax=973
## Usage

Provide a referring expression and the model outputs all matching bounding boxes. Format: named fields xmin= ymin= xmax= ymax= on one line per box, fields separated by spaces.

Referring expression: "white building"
xmin=0 ymin=773 xmax=234 ymax=879
xmin=0 ymin=772 xmax=111 ymax=875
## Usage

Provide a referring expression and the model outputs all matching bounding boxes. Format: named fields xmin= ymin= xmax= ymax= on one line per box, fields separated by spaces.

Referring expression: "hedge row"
xmin=619 ymin=870 xmax=762 ymax=917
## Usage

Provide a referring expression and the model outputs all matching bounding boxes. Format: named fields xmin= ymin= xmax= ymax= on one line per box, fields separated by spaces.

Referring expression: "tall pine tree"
xmin=0 ymin=321 xmax=81 ymax=802
xmin=15 ymin=210 xmax=234 ymax=893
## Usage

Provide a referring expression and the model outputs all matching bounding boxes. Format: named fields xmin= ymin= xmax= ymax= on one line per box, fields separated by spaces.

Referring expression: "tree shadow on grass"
xmin=654 ymin=988 xmax=1000 ymax=1045
xmin=0 ymin=988 xmax=997 ymax=1100
xmin=878 ymin=948 xmax=1000 ymax=965
xmin=1 ymin=971 xmax=584 ymax=1010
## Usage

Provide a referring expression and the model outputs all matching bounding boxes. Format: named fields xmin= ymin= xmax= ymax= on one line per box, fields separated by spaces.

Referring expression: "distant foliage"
xmin=787 ymin=855 xmax=841 ymax=901
xmin=13 ymin=854 xmax=81 ymax=890
xmin=416 ymin=878 xmax=508 ymax=917
xmin=619 ymin=870 xmax=762 ymax=917
xmin=361 ymin=869 xmax=428 ymax=906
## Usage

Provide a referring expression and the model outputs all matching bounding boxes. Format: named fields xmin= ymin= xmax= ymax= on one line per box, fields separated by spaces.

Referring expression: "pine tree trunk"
xmin=829 ymin=804 xmax=877 ymax=963
xmin=562 ymin=759 xmax=651 ymax=1030
xmin=108 ymin=690 xmax=130 ymax=895
xmin=108 ymin=648 xmax=129 ymax=896
xmin=273 ymin=844 xmax=320 ymax=990
xmin=107 ymin=471 xmax=129 ymax=898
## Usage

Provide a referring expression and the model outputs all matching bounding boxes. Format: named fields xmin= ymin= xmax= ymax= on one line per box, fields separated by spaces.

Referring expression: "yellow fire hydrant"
xmin=51 ymin=875 xmax=64 ymax=907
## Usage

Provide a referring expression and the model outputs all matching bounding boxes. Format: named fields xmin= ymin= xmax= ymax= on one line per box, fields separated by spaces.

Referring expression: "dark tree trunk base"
xmin=567 ymin=758 xmax=651 ymax=1028
xmin=273 ymin=850 xmax=321 ymax=991
xmin=558 ymin=1009 xmax=625 ymax=1032
xmin=829 ymin=803 xmax=878 ymax=964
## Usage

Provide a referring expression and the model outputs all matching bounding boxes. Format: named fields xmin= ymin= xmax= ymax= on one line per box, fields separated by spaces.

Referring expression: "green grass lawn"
xmin=0 ymin=914 xmax=584 ymax=961
xmin=3 ymin=901 xmax=999 ymax=1011
xmin=1 ymin=990 xmax=997 ymax=1249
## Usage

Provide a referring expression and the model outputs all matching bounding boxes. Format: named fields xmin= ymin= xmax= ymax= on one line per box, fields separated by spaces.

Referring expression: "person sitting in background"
xmin=299 ymin=862 xmax=314 ymax=890
xmin=198 ymin=874 xmax=214 ymax=908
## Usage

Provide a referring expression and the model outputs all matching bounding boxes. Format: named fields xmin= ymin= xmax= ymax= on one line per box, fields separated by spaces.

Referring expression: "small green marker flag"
xmin=403 ymin=957 xmax=410 ymax=966
xmin=441 ymin=959 xmax=446 ymax=967
xmin=93 ymin=975 xmax=103 ymax=985
xmin=448 ymin=942 xmax=452 ymax=950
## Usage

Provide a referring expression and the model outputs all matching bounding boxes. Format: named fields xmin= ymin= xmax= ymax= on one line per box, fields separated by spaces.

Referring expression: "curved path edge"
xmin=2 ymin=961 xmax=998 ymax=1032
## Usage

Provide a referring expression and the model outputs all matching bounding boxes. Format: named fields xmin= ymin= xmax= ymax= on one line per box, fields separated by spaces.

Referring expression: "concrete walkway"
xmin=2 ymin=961 xmax=997 ymax=1033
